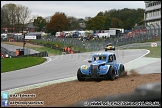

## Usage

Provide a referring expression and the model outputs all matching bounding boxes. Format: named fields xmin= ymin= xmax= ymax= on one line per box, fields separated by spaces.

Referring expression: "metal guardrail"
xmin=1 ymin=47 xmax=16 ymax=56
xmin=1 ymin=45 xmax=48 ymax=58
xmin=11 ymin=51 xmax=49 ymax=58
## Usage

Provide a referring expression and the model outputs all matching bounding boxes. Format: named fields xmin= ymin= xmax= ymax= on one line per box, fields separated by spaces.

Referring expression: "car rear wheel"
xmin=107 ymin=66 xmax=116 ymax=80
xmin=119 ymin=64 xmax=126 ymax=77
xmin=77 ymin=68 xmax=85 ymax=81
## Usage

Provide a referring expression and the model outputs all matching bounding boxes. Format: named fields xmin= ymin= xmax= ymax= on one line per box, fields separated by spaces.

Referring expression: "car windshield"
xmin=107 ymin=43 xmax=112 ymax=46
xmin=93 ymin=56 xmax=107 ymax=61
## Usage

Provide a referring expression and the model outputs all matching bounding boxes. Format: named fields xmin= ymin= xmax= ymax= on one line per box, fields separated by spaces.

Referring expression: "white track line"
xmin=124 ymin=49 xmax=150 ymax=65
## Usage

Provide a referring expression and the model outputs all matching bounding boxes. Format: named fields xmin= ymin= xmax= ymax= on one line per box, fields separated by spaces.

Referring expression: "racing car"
xmin=104 ymin=43 xmax=115 ymax=51
xmin=77 ymin=52 xmax=126 ymax=81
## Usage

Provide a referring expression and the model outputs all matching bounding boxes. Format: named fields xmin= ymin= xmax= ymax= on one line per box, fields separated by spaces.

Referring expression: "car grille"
xmin=91 ymin=65 xmax=98 ymax=77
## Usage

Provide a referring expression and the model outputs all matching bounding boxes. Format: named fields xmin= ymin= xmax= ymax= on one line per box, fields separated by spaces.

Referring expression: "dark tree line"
xmin=86 ymin=8 xmax=145 ymax=30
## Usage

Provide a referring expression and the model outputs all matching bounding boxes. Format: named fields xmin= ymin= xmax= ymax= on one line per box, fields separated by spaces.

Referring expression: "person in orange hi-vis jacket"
xmin=56 ymin=44 xmax=58 ymax=48
xmin=67 ymin=47 xmax=71 ymax=52
xmin=70 ymin=50 xmax=74 ymax=54
xmin=16 ymin=50 xmax=20 ymax=56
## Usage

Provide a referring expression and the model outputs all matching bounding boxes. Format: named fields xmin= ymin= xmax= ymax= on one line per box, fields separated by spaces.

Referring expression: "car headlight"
xmin=82 ymin=65 xmax=88 ymax=70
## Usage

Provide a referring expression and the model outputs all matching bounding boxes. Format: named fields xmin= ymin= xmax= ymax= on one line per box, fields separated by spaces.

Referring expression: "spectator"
xmin=155 ymin=34 xmax=158 ymax=40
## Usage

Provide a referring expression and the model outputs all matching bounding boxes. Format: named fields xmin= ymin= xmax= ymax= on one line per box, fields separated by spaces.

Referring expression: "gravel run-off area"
xmin=5 ymin=72 xmax=161 ymax=107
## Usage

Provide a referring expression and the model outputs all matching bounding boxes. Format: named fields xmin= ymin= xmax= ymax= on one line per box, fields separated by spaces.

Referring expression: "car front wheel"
xmin=77 ymin=68 xmax=85 ymax=81
xmin=107 ymin=66 xmax=116 ymax=80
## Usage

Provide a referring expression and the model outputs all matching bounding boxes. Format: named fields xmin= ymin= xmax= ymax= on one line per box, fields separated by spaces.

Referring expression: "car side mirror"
xmin=88 ymin=60 xmax=92 ymax=63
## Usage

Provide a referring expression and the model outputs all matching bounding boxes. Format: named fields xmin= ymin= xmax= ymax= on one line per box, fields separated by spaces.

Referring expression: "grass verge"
xmin=27 ymin=46 xmax=62 ymax=55
xmin=130 ymin=46 xmax=161 ymax=58
xmin=1 ymin=57 xmax=46 ymax=73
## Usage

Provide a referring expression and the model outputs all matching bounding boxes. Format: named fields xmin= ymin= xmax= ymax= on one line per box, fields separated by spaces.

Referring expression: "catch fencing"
xmin=1 ymin=25 xmax=161 ymax=51
xmin=41 ymin=26 xmax=161 ymax=51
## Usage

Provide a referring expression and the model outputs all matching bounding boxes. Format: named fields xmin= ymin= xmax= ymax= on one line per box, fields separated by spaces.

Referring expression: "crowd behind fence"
xmin=1 ymin=27 xmax=161 ymax=52
xmin=41 ymin=29 xmax=161 ymax=51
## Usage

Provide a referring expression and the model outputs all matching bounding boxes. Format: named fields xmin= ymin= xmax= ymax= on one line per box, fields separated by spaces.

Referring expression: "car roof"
xmin=92 ymin=52 xmax=115 ymax=56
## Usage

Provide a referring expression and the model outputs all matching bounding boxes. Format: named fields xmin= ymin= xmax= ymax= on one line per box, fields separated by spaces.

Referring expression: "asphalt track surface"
xmin=1 ymin=43 xmax=39 ymax=54
xmin=2 ymin=48 xmax=150 ymax=91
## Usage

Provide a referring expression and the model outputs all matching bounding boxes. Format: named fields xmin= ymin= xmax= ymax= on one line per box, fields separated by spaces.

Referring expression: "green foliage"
xmin=104 ymin=15 xmax=111 ymax=30
xmin=96 ymin=11 xmax=104 ymax=16
xmin=110 ymin=17 xmax=121 ymax=28
xmin=68 ymin=16 xmax=80 ymax=30
xmin=1 ymin=57 xmax=46 ymax=73
xmin=109 ymin=8 xmax=144 ymax=29
xmin=88 ymin=8 xmax=145 ymax=30
xmin=33 ymin=16 xmax=46 ymax=32
xmin=86 ymin=16 xmax=105 ymax=30
xmin=46 ymin=12 xmax=69 ymax=35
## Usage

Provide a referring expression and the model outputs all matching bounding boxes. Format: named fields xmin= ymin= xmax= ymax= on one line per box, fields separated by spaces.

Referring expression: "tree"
xmin=96 ymin=11 xmax=104 ymax=16
xmin=104 ymin=15 xmax=111 ymax=30
xmin=33 ymin=16 xmax=46 ymax=32
xmin=18 ymin=5 xmax=31 ymax=32
xmin=68 ymin=16 xmax=80 ymax=30
xmin=46 ymin=12 xmax=69 ymax=35
xmin=1 ymin=3 xmax=31 ymax=33
xmin=1 ymin=3 xmax=17 ymax=33
xmin=124 ymin=16 xmax=133 ymax=30
xmin=1 ymin=8 xmax=10 ymax=32
xmin=110 ymin=17 xmax=121 ymax=28
xmin=86 ymin=16 xmax=105 ymax=31
xmin=103 ymin=8 xmax=145 ymax=29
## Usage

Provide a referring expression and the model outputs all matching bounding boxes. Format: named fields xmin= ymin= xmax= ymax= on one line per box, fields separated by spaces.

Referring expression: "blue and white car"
xmin=77 ymin=52 xmax=125 ymax=81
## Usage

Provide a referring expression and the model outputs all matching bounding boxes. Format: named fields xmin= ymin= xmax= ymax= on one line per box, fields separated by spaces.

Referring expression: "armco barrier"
xmin=28 ymin=42 xmax=81 ymax=54
xmin=1 ymin=47 xmax=16 ymax=57
xmin=12 ymin=51 xmax=49 ymax=58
